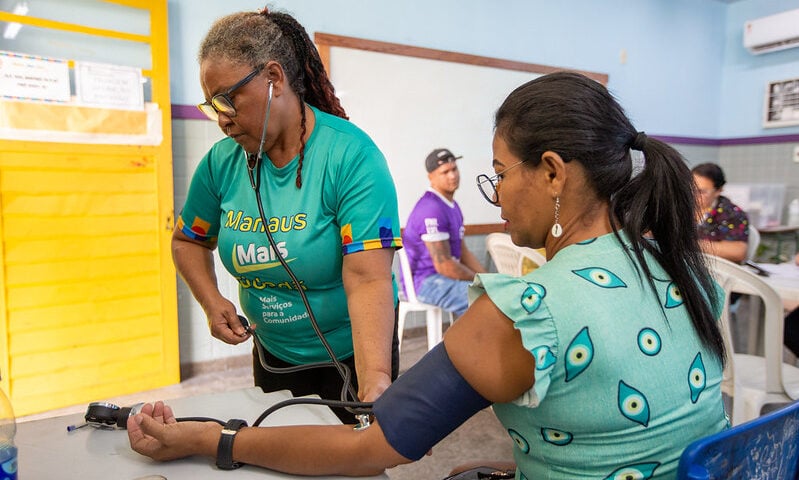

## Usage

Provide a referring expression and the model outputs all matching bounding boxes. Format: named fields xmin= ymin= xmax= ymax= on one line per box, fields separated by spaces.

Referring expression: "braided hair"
xmin=199 ymin=7 xmax=348 ymax=188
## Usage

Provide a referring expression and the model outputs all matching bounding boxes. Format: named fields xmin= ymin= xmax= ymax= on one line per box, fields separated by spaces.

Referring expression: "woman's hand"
xmin=204 ymin=297 xmax=253 ymax=345
xmin=358 ymin=372 xmax=392 ymax=403
xmin=127 ymin=401 xmax=221 ymax=462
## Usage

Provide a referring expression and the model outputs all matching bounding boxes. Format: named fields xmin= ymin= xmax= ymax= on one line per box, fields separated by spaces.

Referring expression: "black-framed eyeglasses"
xmin=197 ymin=65 xmax=264 ymax=121
xmin=476 ymin=160 xmax=528 ymax=206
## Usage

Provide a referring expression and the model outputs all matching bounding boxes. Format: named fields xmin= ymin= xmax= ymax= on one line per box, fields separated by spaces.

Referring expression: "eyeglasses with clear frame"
xmin=476 ymin=160 xmax=528 ymax=206
xmin=197 ymin=65 xmax=264 ymax=121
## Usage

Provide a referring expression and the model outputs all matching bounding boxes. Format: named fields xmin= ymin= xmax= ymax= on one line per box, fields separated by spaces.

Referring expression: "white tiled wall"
xmin=171 ymin=119 xmax=251 ymax=364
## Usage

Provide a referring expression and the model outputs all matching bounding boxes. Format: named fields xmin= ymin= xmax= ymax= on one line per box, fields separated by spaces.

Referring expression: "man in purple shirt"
xmin=402 ymin=148 xmax=486 ymax=316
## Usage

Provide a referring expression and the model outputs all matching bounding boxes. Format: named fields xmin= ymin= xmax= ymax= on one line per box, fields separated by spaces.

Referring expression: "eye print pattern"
xmin=508 ymin=428 xmax=530 ymax=453
xmin=688 ymin=352 xmax=707 ymax=403
xmin=603 ymin=462 xmax=660 ymax=480
xmin=618 ymin=381 xmax=650 ymax=427
xmin=532 ymin=345 xmax=556 ymax=370
xmin=664 ymin=282 xmax=683 ymax=308
xmin=572 ymin=267 xmax=627 ymax=289
xmin=521 ymin=282 xmax=546 ymax=313
xmin=541 ymin=428 xmax=573 ymax=446
xmin=637 ymin=328 xmax=662 ymax=356
xmin=565 ymin=327 xmax=594 ymax=381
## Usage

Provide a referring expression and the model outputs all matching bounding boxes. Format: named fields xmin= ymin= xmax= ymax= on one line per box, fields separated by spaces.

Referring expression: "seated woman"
xmin=692 ymin=162 xmax=750 ymax=263
xmin=126 ymin=72 xmax=728 ymax=479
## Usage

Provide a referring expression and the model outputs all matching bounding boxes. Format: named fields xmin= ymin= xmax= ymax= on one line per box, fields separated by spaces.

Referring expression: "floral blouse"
xmin=698 ymin=195 xmax=749 ymax=242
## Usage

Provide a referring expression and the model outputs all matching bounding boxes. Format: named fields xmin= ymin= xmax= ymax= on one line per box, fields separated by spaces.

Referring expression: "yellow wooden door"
xmin=0 ymin=0 xmax=178 ymax=415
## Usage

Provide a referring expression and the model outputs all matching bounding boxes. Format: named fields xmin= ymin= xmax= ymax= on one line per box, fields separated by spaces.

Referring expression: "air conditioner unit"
xmin=743 ymin=8 xmax=799 ymax=55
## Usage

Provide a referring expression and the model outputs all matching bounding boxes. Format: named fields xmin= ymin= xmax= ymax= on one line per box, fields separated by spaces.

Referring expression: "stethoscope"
xmin=243 ymin=80 xmax=372 ymax=429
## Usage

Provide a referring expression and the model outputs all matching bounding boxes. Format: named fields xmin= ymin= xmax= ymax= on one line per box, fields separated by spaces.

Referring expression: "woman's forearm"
xmin=127 ymin=402 xmax=409 ymax=476
xmin=342 ymin=249 xmax=396 ymax=402
xmin=172 ymin=234 xmax=224 ymax=310
xmin=232 ymin=423 xmax=406 ymax=476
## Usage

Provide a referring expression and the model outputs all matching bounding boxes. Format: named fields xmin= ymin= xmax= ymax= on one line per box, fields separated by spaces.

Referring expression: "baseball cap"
xmin=425 ymin=148 xmax=462 ymax=173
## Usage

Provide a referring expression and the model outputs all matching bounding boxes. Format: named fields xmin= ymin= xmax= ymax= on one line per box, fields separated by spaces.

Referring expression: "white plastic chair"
xmin=743 ymin=227 xmax=763 ymax=353
xmin=395 ymin=249 xmax=452 ymax=351
xmin=703 ymin=253 xmax=799 ymax=425
xmin=485 ymin=232 xmax=546 ymax=276
xmin=746 ymin=227 xmax=760 ymax=261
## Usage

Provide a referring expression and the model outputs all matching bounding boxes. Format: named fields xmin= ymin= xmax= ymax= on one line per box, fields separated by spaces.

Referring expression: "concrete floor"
xmin=18 ymin=328 xmax=513 ymax=479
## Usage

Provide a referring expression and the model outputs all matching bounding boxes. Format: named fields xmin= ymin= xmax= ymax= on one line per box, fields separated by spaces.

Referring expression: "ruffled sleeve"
xmin=470 ymin=272 xmax=559 ymax=408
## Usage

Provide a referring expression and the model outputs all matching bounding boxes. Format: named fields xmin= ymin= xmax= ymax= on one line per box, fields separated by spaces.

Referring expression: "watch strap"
xmin=216 ymin=418 xmax=248 ymax=470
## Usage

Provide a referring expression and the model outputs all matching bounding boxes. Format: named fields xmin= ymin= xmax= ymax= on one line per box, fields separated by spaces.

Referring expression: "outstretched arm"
xmin=127 ymin=295 xmax=535 ymax=476
xmin=127 ymin=401 xmax=409 ymax=476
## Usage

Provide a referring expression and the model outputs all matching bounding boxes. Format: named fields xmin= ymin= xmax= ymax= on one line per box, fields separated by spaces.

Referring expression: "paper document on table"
xmin=754 ymin=262 xmax=799 ymax=278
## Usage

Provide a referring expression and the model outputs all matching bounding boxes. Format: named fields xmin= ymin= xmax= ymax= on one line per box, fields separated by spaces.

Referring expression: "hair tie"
xmin=631 ymin=131 xmax=647 ymax=151
xmin=258 ymin=6 xmax=269 ymax=15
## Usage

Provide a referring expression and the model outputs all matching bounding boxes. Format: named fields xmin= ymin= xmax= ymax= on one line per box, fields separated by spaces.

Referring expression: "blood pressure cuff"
xmin=373 ymin=342 xmax=491 ymax=460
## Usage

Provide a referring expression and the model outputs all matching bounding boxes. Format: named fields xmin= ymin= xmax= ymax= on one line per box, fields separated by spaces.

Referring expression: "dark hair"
xmin=494 ymin=71 xmax=724 ymax=362
xmin=691 ymin=163 xmax=726 ymax=189
xmin=199 ymin=8 xmax=348 ymax=188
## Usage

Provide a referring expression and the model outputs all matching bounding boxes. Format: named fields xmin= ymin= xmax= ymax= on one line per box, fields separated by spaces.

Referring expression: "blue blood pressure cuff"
xmin=373 ymin=342 xmax=491 ymax=460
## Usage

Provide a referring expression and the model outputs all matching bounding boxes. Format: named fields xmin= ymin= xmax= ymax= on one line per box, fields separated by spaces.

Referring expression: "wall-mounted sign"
xmin=764 ymin=78 xmax=799 ymax=128
xmin=75 ymin=61 xmax=144 ymax=110
xmin=0 ymin=51 xmax=70 ymax=102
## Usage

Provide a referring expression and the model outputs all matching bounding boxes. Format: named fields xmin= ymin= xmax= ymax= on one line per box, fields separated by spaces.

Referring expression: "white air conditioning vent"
xmin=744 ymin=8 xmax=799 ymax=55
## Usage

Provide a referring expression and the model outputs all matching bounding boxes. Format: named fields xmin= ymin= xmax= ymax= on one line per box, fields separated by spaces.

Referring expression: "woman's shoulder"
xmin=311 ymin=106 xmax=380 ymax=150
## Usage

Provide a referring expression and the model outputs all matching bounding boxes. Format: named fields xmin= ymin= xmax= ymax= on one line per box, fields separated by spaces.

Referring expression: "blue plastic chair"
xmin=677 ymin=400 xmax=799 ymax=479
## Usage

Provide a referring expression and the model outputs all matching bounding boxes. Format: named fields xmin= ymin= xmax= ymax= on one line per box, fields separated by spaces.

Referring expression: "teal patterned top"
xmin=472 ymin=232 xmax=728 ymax=479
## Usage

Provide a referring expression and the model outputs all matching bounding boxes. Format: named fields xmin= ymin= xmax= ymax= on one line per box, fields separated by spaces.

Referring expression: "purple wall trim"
xmin=172 ymin=104 xmax=208 ymax=121
xmin=169 ymin=104 xmax=799 ymax=145
xmin=653 ymin=134 xmax=799 ymax=146
xmin=652 ymin=135 xmax=721 ymax=146
xmin=716 ymin=134 xmax=799 ymax=146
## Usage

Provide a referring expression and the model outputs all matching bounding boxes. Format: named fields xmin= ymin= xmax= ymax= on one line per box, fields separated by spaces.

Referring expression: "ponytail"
xmin=612 ymin=135 xmax=725 ymax=363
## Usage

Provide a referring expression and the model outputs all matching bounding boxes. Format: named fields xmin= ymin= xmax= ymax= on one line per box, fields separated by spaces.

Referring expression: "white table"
xmin=16 ymin=387 xmax=388 ymax=480
xmin=752 ymin=262 xmax=799 ymax=309
xmin=734 ymin=262 xmax=799 ymax=354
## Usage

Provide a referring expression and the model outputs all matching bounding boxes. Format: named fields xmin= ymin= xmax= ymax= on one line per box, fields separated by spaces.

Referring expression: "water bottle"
xmin=0 ymin=387 xmax=17 ymax=480
xmin=789 ymin=199 xmax=799 ymax=226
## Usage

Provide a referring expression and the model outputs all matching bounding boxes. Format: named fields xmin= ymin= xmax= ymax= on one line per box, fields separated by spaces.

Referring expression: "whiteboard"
xmin=318 ymin=34 xmax=607 ymax=227
xmin=329 ymin=47 xmax=539 ymax=225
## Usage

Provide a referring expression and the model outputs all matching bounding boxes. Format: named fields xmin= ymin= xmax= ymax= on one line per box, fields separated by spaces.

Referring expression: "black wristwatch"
xmin=216 ymin=418 xmax=248 ymax=470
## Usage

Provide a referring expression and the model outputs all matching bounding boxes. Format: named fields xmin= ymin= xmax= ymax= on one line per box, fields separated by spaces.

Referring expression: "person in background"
xmin=402 ymin=148 xmax=486 ymax=317
xmin=173 ymin=7 xmax=401 ymax=423
xmin=693 ymin=162 xmax=750 ymax=263
xmin=128 ymin=72 xmax=727 ymax=479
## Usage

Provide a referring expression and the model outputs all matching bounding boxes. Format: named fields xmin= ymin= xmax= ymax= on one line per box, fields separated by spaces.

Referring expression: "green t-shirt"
xmin=177 ymin=106 xmax=401 ymax=364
